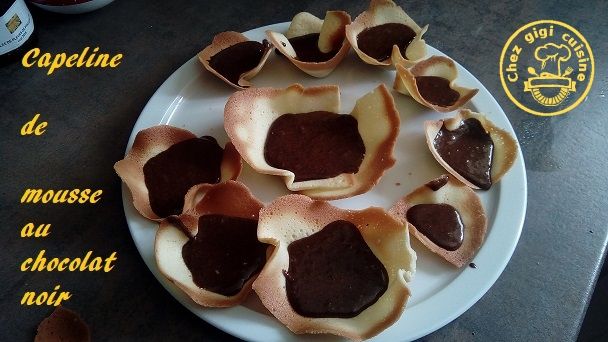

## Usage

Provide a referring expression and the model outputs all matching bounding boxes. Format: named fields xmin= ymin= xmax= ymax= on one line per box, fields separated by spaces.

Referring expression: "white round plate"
xmin=122 ymin=23 xmax=527 ymax=341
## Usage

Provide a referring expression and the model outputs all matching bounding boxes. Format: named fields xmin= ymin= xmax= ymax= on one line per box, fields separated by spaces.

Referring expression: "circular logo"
xmin=499 ymin=20 xmax=594 ymax=116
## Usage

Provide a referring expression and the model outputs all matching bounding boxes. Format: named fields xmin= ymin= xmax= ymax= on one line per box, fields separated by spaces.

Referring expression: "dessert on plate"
xmin=114 ymin=125 xmax=241 ymax=220
xmin=424 ymin=109 xmax=518 ymax=190
xmin=266 ymin=10 xmax=351 ymax=77
xmin=199 ymin=31 xmax=273 ymax=89
xmin=224 ymin=83 xmax=400 ymax=200
xmin=346 ymin=0 xmax=428 ymax=66
xmin=155 ymin=181 xmax=268 ymax=307
xmin=253 ymin=194 xmax=416 ymax=340
xmin=394 ymin=55 xmax=478 ymax=112
xmin=390 ymin=174 xmax=487 ymax=267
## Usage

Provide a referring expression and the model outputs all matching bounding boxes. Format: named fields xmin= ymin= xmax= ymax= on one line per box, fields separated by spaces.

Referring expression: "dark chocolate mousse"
xmin=287 ymin=33 xmax=340 ymax=62
xmin=357 ymin=23 xmax=416 ymax=62
xmin=264 ymin=111 xmax=365 ymax=182
xmin=182 ymin=214 xmax=267 ymax=296
xmin=143 ymin=136 xmax=224 ymax=217
xmin=415 ymin=76 xmax=460 ymax=107
xmin=406 ymin=203 xmax=464 ymax=251
xmin=425 ymin=175 xmax=449 ymax=191
xmin=433 ymin=118 xmax=494 ymax=189
xmin=284 ymin=220 xmax=388 ymax=318
xmin=209 ymin=40 xmax=271 ymax=84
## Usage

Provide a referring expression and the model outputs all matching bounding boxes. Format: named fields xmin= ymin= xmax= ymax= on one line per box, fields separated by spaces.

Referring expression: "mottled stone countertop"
xmin=1 ymin=0 xmax=606 ymax=341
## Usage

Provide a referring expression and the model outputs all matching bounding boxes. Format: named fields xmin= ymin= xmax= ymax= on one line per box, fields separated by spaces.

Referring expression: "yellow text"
xmin=20 ymin=188 xmax=102 ymax=204
xmin=20 ymin=113 xmax=47 ymax=136
xmin=21 ymin=223 xmax=51 ymax=238
xmin=562 ymin=33 xmax=590 ymax=82
xmin=505 ymin=45 xmax=522 ymax=82
xmin=524 ymin=25 xmax=554 ymax=44
xmin=22 ymin=47 xmax=122 ymax=75
xmin=21 ymin=285 xmax=72 ymax=306
xmin=21 ymin=250 xmax=118 ymax=272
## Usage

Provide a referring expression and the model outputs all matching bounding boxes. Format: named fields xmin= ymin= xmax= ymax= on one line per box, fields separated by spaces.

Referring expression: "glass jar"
xmin=0 ymin=0 xmax=35 ymax=65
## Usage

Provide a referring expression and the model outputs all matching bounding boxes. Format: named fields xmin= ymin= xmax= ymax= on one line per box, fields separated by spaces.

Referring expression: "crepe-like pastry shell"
xmin=393 ymin=56 xmax=479 ymax=112
xmin=266 ymin=11 xmax=351 ymax=77
xmin=114 ymin=125 xmax=242 ymax=221
xmin=253 ymin=194 xmax=416 ymax=340
xmin=155 ymin=181 xmax=265 ymax=307
xmin=346 ymin=0 xmax=427 ymax=66
xmin=424 ymin=109 xmax=518 ymax=189
xmin=390 ymin=174 xmax=487 ymax=267
xmin=198 ymin=31 xmax=273 ymax=89
xmin=224 ymin=83 xmax=400 ymax=200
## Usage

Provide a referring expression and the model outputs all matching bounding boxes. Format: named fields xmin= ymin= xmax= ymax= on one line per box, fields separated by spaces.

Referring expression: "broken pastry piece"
xmin=394 ymin=56 xmax=478 ymax=112
xmin=199 ymin=31 xmax=273 ymax=89
xmin=266 ymin=11 xmax=351 ymax=77
xmin=155 ymin=181 xmax=267 ymax=307
xmin=35 ymin=306 xmax=90 ymax=342
xmin=253 ymin=195 xmax=416 ymax=340
xmin=390 ymin=175 xmax=487 ymax=268
xmin=114 ymin=125 xmax=242 ymax=221
xmin=425 ymin=109 xmax=518 ymax=190
xmin=224 ymin=84 xmax=400 ymax=200
xmin=346 ymin=0 xmax=427 ymax=66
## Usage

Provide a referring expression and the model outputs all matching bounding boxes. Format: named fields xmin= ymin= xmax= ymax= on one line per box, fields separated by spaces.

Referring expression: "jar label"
xmin=0 ymin=0 xmax=34 ymax=55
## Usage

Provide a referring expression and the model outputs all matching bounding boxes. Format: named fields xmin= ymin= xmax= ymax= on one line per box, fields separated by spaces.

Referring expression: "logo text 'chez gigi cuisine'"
xmin=500 ymin=20 xmax=594 ymax=116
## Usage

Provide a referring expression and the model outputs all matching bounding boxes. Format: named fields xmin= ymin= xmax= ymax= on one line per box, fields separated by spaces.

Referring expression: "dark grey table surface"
xmin=1 ymin=0 xmax=607 ymax=341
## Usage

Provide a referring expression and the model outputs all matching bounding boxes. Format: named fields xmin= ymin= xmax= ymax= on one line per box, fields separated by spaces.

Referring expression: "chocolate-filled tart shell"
xmin=114 ymin=125 xmax=242 ymax=221
xmin=224 ymin=84 xmax=400 ymax=200
xmin=346 ymin=0 xmax=427 ymax=66
xmin=266 ymin=11 xmax=351 ymax=77
xmin=390 ymin=175 xmax=487 ymax=268
xmin=425 ymin=109 xmax=518 ymax=190
xmin=394 ymin=56 xmax=478 ymax=112
xmin=155 ymin=181 xmax=267 ymax=307
xmin=35 ymin=306 xmax=90 ymax=342
xmin=198 ymin=31 xmax=273 ymax=89
xmin=253 ymin=195 xmax=416 ymax=340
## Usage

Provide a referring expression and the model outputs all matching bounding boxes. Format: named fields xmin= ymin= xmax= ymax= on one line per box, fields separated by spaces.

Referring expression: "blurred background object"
xmin=29 ymin=0 xmax=114 ymax=14
xmin=0 ymin=0 xmax=35 ymax=65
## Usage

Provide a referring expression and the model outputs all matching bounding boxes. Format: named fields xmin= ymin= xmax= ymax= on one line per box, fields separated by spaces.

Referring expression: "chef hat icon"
xmin=535 ymin=43 xmax=571 ymax=69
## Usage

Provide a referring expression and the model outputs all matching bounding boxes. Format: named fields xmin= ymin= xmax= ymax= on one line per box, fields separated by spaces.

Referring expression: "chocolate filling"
xmin=35 ymin=306 xmax=90 ymax=342
xmin=284 ymin=220 xmax=388 ymax=318
xmin=433 ymin=118 xmax=494 ymax=190
xmin=287 ymin=33 xmax=340 ymax=62
xmin=357 ymin=23 xmax=416 ymax=62
xmin=415 ymin=76 xmax=460 ymax=107
xmin=407 ymin=203 xmax=464 ymax=251
xmin=143 ymin=136 xmax=223 ymax=217
xmin=208 ymin=40 xmax=271 ymax=85
xmin=181 ymin=214 xmax=267 ymax=296
xmin=264 ymin=111 xmax=365 ymax=182
xmin=425 ymin=175 xmax=449 ymax=191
